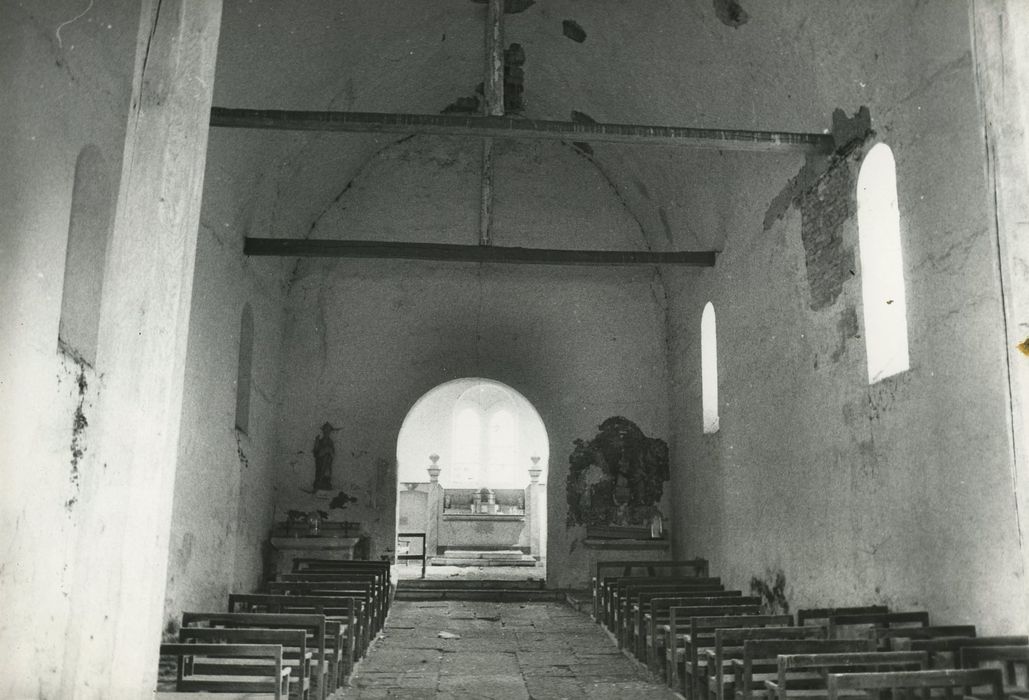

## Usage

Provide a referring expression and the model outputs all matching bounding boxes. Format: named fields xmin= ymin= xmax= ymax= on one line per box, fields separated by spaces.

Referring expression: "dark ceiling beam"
xmin=243 ymin=238 xmax=717 ymax=267
xmin=211 ymin=107 xmax=835 ymax=154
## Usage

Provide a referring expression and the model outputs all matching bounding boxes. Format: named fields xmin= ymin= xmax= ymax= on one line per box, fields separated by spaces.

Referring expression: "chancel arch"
xmin=396 ymin=377 xmax=548 ymax=577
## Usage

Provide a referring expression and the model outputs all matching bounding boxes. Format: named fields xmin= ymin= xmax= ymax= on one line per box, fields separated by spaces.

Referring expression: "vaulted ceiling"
xmin=202 ymin=1 xmax=885 ymax=263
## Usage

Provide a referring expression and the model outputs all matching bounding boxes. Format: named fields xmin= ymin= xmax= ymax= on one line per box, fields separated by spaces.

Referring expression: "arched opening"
xmin=857 ymin=143 xmax=909 ymax=384
xmin=396 ymin=378 xmax=549 ymax=580
xmin=59 ymin=145 xmax=114 ymax=365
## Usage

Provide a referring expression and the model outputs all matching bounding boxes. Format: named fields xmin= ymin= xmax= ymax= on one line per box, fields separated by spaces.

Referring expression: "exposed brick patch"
xmin=470 ymin=0 xmax=535 ymax=13
xmin=799 ymin=162 xmax=855 ymax=310
xmin=443 ymin=43 xmax=526 ymax=115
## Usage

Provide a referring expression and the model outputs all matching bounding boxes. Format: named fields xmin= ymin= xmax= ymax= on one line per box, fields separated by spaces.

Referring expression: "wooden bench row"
xmin=159 ymin=558 xmax=392 ymax=700
xmin=589 ymin=558 xmax=1029 ymax=700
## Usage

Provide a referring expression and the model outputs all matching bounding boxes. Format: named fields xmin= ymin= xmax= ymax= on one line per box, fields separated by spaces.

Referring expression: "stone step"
xmin=430 ymin=556 xmax=537 ymax=567
xmin=440 ymin=549 xmax=526 ymax=560
xmin=393 ymin=588 xmax=564 ymax=602
xmin=398 ymin=578 xmax=545 ymax=590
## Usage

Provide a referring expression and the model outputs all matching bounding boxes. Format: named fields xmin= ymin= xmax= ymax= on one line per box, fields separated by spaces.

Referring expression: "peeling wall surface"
xmin=663 ymin=5 xmax=1027 ymax=632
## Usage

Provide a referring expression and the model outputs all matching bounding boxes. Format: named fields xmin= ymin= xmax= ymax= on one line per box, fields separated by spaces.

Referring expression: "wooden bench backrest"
xmin=596 ymin=558 xmax=710 ymax=581
xmin=769 ymin=650 xmax=928 ymax=700
xmin=293 ymin=558 xmax=390 ymax=572
xmin=159 ymin=642 xmax=288 ymax=700
xmin=874 ymin=625 xmax=977 ymax=649
xmin=961 ymin=645 xmax=1029 ymax=686
xmin=659 ymin=597 xmax=762 ymax=620
xmin=829 ymin=610 xmax=930 ymax=638
xmin=228 ymin=593 xmax=358 ymax=618
xmin=797 ymin=605 xmax=889 ymax=626
xmin=738 ymin=639 xmax=875 ymax=700
xmin=826 ymin=668 xmax=1004 ymax=700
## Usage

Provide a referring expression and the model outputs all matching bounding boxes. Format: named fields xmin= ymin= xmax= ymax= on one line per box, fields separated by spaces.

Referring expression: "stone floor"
xmin=338 ymin=600 xmax=680 ymax=699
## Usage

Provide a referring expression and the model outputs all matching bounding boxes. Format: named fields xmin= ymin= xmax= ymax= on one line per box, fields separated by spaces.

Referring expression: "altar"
xmin=268 ymin=535 xmax=363 ymax=576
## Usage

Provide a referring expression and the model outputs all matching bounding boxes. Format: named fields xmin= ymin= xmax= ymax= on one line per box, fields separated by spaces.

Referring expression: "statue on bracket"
xmin=312 ymin=422 xmax=339 ymax=492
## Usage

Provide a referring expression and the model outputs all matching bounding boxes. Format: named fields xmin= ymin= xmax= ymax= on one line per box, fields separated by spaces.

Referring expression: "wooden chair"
xmin=706 ymin=626 xmax=827 ymax=700
xmin=826 ymin=668 xmax=1004 ymax=700
xmin=732 ymin=639 xmax=875 ymax=700
xmin=766 ymin=650 xmax=928 ymax=700
xmin=177 ymin=628 xmax=311 ymax=700
xmin=181 ymin=611 xmax=339 ymax=698
xmin=159 ymin=643 xmax=290 ymax=700
xmin=960 ymin=645 xmax=1029 ymax=698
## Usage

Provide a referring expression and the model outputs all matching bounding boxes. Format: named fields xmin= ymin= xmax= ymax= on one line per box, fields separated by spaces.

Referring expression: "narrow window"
xmin=857 ymin=143 xmax=909 ymax=383
xmin=487 ymin=409 xmax=516 ymax=472
xmin=701 ymin=302 xmax=719 ymax=434
xmin=59 ymin=145 xmax=114 ymax=364
xmin=234 ymin=304 xmax=254 ymax=433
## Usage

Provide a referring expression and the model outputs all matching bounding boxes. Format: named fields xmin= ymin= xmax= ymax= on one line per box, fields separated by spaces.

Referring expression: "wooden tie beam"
xmin=211 ymin=107 xmax=835 ymax=154
xmin=243 ymin=238 xmax=716 ymax=267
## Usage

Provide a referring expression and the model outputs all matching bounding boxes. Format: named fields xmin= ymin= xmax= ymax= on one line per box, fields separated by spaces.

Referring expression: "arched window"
xmin=701 ymin=302 xmax=719 ymax=434
xmin=59 ymin=145 xmax=114 ymax=364
xmin=487 ymin=409 xmax=517 ymax=471
xmin=857 ymin=143 xmax=909 ymax=384
xmin=453 ymin=407 xmax=481 ymax=472
xmin=234 ymin=304 xmax=254 ymax=433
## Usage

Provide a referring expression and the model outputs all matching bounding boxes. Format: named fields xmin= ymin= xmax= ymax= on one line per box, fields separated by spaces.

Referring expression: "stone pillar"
xmin=526 ymin=456 xmax=543 ymax=560
xmin=60 ymin=3 xmax=224 ymax=697
xmin=425 ymin=455 xmax=443 ymax=561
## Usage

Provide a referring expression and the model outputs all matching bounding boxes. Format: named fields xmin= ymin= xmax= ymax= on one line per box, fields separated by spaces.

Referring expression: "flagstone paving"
xmin=339 ymin=600 xmax=680 ymax=699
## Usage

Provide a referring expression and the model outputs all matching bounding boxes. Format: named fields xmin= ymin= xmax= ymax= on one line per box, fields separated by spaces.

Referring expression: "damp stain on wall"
xmin=749 ymin=568 xmax=789 ymax=614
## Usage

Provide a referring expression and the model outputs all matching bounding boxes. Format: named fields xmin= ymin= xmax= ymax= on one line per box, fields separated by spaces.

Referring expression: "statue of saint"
xmin=312 ymin=422 xmax=338 ymax=491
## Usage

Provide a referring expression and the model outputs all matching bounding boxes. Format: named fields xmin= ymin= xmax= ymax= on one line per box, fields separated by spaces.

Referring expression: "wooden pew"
xmin=279 ymin=568 xmax=390 ymax=616
xmin=177 ymin=628 xmax=311 ymax=700
xmin=732 ymin=638 xmax=875 ymax=700
xmin=663 ymin=605 xmax=765 ymax=694
xmin=797 ymin=607 xmax=889 ymax=627
xmin=603 ymin=576 xmax=723 ymax=630
xmin=181 ymin=612 xmax=340 ymax=698
xmin=159 ymin=643 xmax=291 ymax=700
xmin=765 ymin=650 xmax=928 ymax=700
xmin=911 ymin=636 xmax=1029 ymax=669
xmin=960 ymin=645 xmax=1029 ymax=698
xmin=265 ymin=578 xmax=381 ymax=635
xmin=613 ymin=582 xmax=731 ymax=644
xmin=226 ymin=594 xmax=362 ymax=671
xmin=827 ymin=611 xmax=930 ymax=640
xmin=706 ymin=626 xmax=826 ymax=700
xmin=826 ymin=668 xmax=1004 ymax=700
xmin=872 ymin=625 xmax=978 ymax=651
xmin=632 ymin=589 xmax=744 ymax=661
xmin=592 ymin=558 xmax=710 ymax=620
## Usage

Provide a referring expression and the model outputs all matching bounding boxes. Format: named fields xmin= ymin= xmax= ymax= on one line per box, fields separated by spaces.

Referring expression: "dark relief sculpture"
xmin=312 ymin=422 xmax=338 ymax=491
xmin=566 ymin=416 xmax=669 ymax=527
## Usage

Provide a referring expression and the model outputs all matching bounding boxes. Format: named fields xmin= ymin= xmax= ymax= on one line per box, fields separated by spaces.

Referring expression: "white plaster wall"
xmin=162 ymin=212 xmax=286 ymax=629
xmin=273 ymin=136 xmax=670 ymax=587
xmin=660 ymin=4 xmax=1027 ymax=633
xmin=0 ymin=3 xmax=141 ymax=695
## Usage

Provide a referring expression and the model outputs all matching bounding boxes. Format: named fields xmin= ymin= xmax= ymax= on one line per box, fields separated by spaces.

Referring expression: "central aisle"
xmin=340 ymin=600 xmax=680 ymax=699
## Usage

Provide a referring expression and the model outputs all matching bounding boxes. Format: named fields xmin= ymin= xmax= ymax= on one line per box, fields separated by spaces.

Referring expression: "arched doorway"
xmin=396 ymin=378 xmax=548 ymax=580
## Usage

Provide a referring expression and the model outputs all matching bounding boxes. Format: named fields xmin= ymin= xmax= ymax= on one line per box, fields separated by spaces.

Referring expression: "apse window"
xmin=701 ymin=302 xmax=719 ymax=433
xmin=234 ymin=304 xmax=254 ymax=433
xmin=857 ymin=143 xmax=909 ymax=384
xmin=58 ymin=145 xmax=114 ymax=365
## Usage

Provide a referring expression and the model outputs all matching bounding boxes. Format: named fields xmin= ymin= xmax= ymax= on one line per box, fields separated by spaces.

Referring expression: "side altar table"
xmin=269 ymin=536 xmax=362 ymax=576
